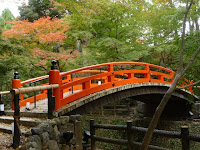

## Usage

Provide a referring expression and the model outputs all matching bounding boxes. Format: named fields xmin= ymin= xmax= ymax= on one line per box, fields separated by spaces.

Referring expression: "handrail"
xmin=21 ymin=75 xmax=49 ymax=85
xmin=60 ymin=62 xmax=174 ymax=77
xmin=12 ymin=61 xmax=196 ymax=110
xmin=11 ymin=84 xmax=59 ymax=95
xmin=0 ymin=91 xmax=10 ymax=95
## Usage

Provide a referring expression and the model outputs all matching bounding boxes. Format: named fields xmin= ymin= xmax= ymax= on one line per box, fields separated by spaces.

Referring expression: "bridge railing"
xmin=54 ymin=62 xmax=175 ymax=110
xmin=12 ymin=72 xmax=49 ymax=109
xmin=12 ymin=61 xmax=177 ymax=110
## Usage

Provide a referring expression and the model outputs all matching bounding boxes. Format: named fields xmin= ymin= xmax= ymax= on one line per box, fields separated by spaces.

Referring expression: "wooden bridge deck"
xmin=17 ymin=90 xmax=82 ymax=113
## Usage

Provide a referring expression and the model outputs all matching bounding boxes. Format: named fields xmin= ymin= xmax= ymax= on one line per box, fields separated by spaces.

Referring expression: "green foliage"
xmin=19 ymin=0 xmax=63 ymax=22
xmin=59 ymin=0 xmax=151 ymax=63
xmin=0 ymin=8 xmax=15 ymax=29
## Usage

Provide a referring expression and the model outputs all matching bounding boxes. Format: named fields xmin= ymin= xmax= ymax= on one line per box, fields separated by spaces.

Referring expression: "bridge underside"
xmin=57 ymin=83 xmax=198 ymax=119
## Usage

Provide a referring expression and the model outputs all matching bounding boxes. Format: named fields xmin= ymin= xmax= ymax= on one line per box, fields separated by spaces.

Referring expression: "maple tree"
xmin=3 ymin=17 xmax=68 ymax=45
xmin=31 ymin=48 xmax=75 ymax=71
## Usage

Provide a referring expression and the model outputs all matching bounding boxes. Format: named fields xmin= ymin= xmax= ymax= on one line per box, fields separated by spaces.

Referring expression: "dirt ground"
xmin=0 ymin=132 xmax=13 ymax=150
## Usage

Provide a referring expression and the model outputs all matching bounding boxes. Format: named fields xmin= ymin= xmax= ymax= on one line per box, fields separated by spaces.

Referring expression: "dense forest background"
xmin=0 ymin=0 xmax=199 ymax=96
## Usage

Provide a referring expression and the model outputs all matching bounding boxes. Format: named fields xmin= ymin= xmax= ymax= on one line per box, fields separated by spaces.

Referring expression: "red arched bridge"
xmin=11 ymin=61 xmax=197 ymax=117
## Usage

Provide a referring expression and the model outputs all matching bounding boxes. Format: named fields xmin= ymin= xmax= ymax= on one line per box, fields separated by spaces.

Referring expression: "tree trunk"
xmin=139 ymin=75 xmax=181 ymax=150
xmin=140 ymin=1 xmax=195 ymax=149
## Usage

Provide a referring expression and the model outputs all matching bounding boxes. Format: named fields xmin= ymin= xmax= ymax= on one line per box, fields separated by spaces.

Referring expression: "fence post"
xmin=181 ymin=126 xmax=189 ymax=150
xmin=0 ymin=94 xmax=5 ymax=115
xmin=74 ymin=121 xmax=83 ymax=150
xmin=12 ymin=72 xmax=20 ymax=149
xmin=47 ymin=89 xmax=54 ymax=119
xmin=127 ymin=121 xmax=133 ymax=150
xmin=194 ymin=102 xmax=200 ymax=119
xmin=49 ymin=60 xmax=62 ymax=110
xmin=90 ymin=119 xmax=95 ymax=150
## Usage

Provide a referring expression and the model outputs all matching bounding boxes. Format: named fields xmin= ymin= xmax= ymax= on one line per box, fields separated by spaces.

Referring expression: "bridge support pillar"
xmin=49 ymin=60 xmax=62 ymax=110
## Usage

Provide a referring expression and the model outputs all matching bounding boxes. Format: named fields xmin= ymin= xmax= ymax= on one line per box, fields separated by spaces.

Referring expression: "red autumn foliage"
xmin=32 ymin=48 xmax=73 ymax=68
xmin=3 ymin=17 xmax=68 ymax=44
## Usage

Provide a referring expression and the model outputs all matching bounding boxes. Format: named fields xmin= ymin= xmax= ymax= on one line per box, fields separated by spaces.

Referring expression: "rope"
xmin=14 ymin=116 xmax=28 ymax=150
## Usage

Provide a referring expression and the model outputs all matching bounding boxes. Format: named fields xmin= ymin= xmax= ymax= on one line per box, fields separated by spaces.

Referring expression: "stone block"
xmin=31 ymin=126 xmax=43 ymax=135
xmin=39 ymin=132 xmax=49 ymax=150
xmin=75 ymin=114 xmax=82 ymax=121
xmin=49 ymin=140 xmax=60 ymax=150
xmin=60 ymin=116 xmax=70 ymax=125
xmin=28 ymin=135 xmax=42 ymax=150
xmin=19 ymin=142 xmax=33 ymax=150
xmin=69 ymin=115 xmax=76 ymax=123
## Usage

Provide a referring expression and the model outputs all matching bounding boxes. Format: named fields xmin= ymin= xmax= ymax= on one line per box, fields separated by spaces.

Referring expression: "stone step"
xmin=0 ymin=116 xmax=47 ymax=127
xmin=5 ymin=110 xmax=47 ymax=118
xmin=0 ymin=122 xmax=31 ymax=137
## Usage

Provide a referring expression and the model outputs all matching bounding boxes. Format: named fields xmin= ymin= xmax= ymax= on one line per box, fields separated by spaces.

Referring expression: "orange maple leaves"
xmin=3 ymin=17 xmax=68 ymax=44
xmin=32 ymin=48 xmax=73 ymax=68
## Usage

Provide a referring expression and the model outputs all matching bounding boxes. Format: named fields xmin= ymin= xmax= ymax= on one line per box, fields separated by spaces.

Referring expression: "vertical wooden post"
xmin=127 ymin=103 xmax=130 ymax=115
xmin=128 ymin=73 xmax=134 ymax=79
xmin=101 ymin=105 xmax=104 ymax=116
xmin=49 ymin=60 xmax=62 ymax=110
xmin=0 ymin=94 xmax=5 ymax=115
xmin=194 ymin=102 xmax=199 ymax=119
xmin=71 ymin=74 xmax=74 ymax=94
xmin=12 ymin=72 xmax=22 ymax=110
xmin=158 ymin=75 xmax=164 ymax=82
xmin=90 ymin=119 xmax=95 ymax=150
xmin=181 ymin=126 xmax=189 ymax=150
xmin=114 ymin=102 xmax=116 ymax=116
xmin=34 ymin=82 xmax=37 ymax=108
xmin=127 ymin=121 xmax=133 ymax=150
xmin=13 ymin=94 xmax=20 ymax=149
xmin=144 ymin=65 xmax=150 ymax=82
xmin=82 ymin=81 xmax=91 ymax=90
xmin=108 ymin=64 xmax=114 ymax=83
xmin=12 ymin=72 xmax=20 ymax=149
xmin=74 ymin=121 xmax=83 ymax=150
xmin=48 ymin=89 xmax=54 ymax=119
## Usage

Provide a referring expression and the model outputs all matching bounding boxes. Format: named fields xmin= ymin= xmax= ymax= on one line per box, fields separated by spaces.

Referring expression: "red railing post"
xmin=158 ymin=75 xmax=164 ymax=82
xmin=82 ymin=81 xmax=90 ymax=90
xmin=128 ymin=73 xmax=134 ymax=79
xmin=108 ymin=64 xmax=114 ymax=82
xmin=12 ymin=72 xmax=22 ymax=110
xmin=49 ymin=60 xmax=62 ymax=110
xmin=144 ymin=64 xmax=150 ymax=82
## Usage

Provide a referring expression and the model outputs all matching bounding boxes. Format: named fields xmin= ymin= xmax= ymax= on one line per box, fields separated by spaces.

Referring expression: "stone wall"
xmin=20 ymin=114 xmax=83 ymax=150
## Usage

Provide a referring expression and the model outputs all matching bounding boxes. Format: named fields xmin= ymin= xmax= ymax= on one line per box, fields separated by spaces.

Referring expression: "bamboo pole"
xmin=10 ymin=84 xmax=59 ymax=95
xmin=0 ymin=91 xmax=10 ymax=95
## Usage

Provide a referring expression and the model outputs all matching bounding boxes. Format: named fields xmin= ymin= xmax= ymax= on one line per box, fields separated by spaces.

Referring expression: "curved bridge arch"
xmin=57 ymin=83 xmax=198 ymax=116
xmin=12 ymin=62 xmax=197 ymax=115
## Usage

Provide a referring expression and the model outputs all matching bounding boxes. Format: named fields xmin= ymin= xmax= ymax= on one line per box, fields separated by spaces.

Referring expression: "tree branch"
xmin=181 ymin=45 xmax=200 ymax=76
xmin=178 ymin=0 xmax=193 ymax=73
xmin=178 ymin=80 xmax=200 ymax=89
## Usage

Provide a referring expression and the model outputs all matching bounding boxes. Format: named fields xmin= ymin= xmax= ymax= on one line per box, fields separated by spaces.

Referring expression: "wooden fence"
xmin=90 ymin=119 xmax=200 ymax=150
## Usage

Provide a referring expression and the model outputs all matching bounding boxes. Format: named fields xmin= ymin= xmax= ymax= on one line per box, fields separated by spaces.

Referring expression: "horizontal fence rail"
xmin=90 ymin=119 xmax=200 ymax=150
